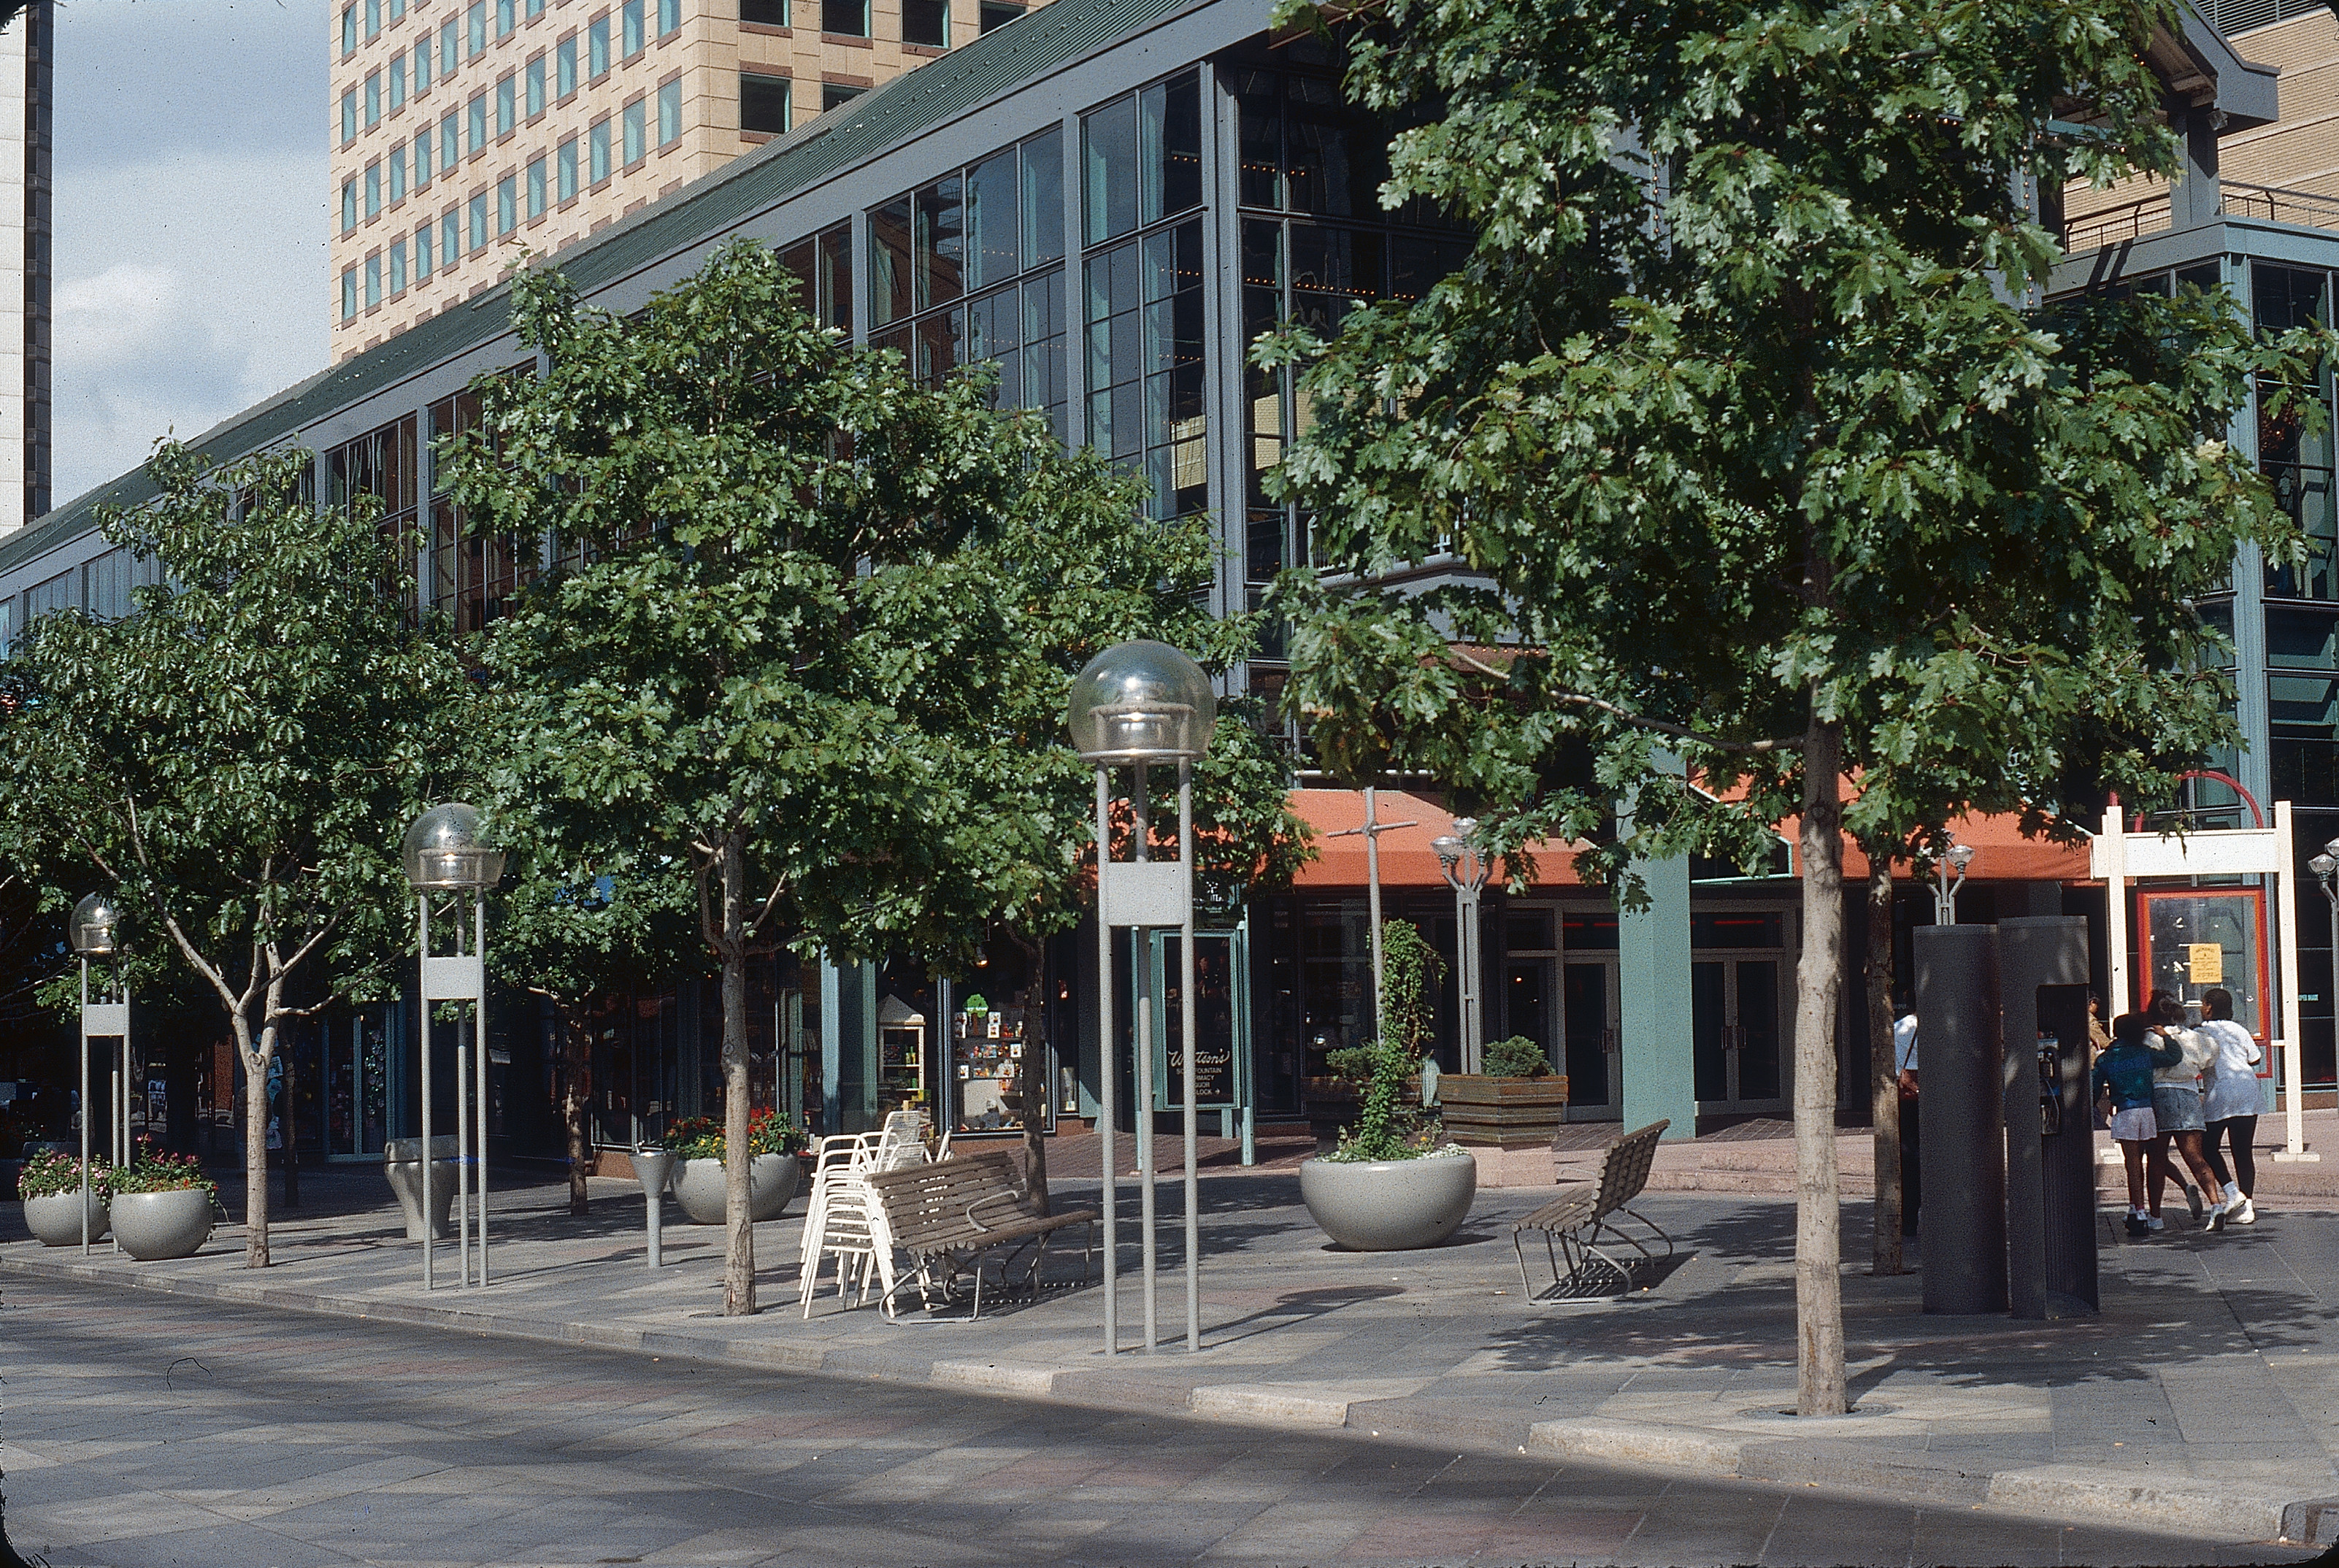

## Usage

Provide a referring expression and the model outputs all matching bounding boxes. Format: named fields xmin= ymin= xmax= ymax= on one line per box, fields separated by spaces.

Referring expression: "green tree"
xmin=1264 ymin=0 xmax=2325 ymax=1413
xmin=453 ymin=239 xmax=1303 ymax=1313
xmin=0 ymin=442 xmax=458 ymax=1266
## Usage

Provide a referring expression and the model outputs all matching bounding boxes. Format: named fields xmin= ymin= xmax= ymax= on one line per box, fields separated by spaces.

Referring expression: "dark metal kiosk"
xmin=1913 ymin=917 xmax=2096 ymax=1319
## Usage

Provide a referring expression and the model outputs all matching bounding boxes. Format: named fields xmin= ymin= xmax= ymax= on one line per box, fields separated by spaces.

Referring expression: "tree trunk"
xmin=1012 ymin=931 xmax=1051 ymax=1216
xmin=1866 ymin=854 xmax=1901 ymax=1275
xmin=720 ymin=829 xmax=755 ymax=1317
xmin=1794 ymin=711 xmax=1846 ymax=1417
xmin=562 ymin=1004 xmax=592 ymax=1216
xmin=280 ymin=1043 xmax=301 ymax=1210
xmin=239 ymin=1020 xmax=270 ymax=1269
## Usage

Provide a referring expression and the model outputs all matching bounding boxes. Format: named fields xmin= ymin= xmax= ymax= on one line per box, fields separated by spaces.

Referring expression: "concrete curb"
xmin=1 ymin=1250 xmax=2313 ymax=1547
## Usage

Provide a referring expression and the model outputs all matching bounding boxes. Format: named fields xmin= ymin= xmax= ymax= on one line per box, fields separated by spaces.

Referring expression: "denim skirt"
xmin=2152 ymin=1083 xmax=2206 ymax=1134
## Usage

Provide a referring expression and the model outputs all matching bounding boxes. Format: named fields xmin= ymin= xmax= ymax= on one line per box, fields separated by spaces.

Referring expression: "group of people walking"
xmin=2092 ymin=988 xmax=2262 ymax=1238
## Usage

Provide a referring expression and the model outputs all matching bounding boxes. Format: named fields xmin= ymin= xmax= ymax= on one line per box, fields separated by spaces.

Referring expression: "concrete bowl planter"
xmin=22 ymin=1188 xmax=108 ymax=1247
xmin=108 ymin=1188 xmax=215 ymax=1260
xmin=671 ymin=1152 xmax=802 ymax=1224
xmin=1299 ymin=1150 xmax=1478 ymax=1251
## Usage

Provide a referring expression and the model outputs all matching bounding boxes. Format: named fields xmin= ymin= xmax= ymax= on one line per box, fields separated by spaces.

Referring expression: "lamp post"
xmin=1068 ymin=639 xmax=1215 ymax=1355
xmin=1932 ymin=839 xmax=1977 ymax=926
xmin=2311 ymin=843 xmax=2339 ymax=1148
xmin=70 ymin=894 xmax=127 ymax=1257
xmin=1432 ymin=818 xmax=1491 ymax=1076
xmin=402 ymin=803 xmax=505 ymax=1291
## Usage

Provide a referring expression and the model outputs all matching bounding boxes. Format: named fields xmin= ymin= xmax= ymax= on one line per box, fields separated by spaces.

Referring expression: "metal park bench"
xmin=1512 ymin=1119 xmax=1674 ymax=1296
xmin=861 ymin=1149 xmax=1099 ymax=1321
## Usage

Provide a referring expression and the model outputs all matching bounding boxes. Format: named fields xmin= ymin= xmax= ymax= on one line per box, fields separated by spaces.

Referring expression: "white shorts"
xmin=2108 ymin=1105 xmax=2158 ymax=1142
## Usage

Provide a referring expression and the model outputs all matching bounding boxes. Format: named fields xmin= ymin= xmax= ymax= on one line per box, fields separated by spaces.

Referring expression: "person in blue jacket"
xmin=2094 ymin=1012 xmax=2183 ymax=1238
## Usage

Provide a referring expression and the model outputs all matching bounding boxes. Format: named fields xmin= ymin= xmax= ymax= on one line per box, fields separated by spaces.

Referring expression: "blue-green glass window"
xmin=366 ymin=161 xmax=381 ymax=218
xmin=389 ymin=145 xmax=407 ymax=204
xmin=415 ymin=33 xmax=432 ymax=88
xmin=1021 ymin=126 xmax=1063 ymax=266
xmin=342 ymin=5 xmax=357 ymax=55
xmin=1084 ymin=218 xmax=1205 ymax=517
xmin=391 ymin=237 xmax=408 ymax=294
xmin=1083 ymin=71 xmax=1199 ymax=247
xmin=342 ymin=89 xmax=358 ymax=145
xmin=496 ymin=175 xmax=516 ymax=236
xmin=467 ymin=93 xmax=487 ymax=155
xmin=659 ymin=0 xmax=681 ymax=36
xmin=590 ymin=116 xmax=611 ymax=182
xmin=557 ymin=137 xmax=577 ymax=201
xmin=497 ymin=74 xmax=515 ymax=137
xmin=468 ymin=1 xmax=487 ymax=56
xmin=416 ymin=219 xmax=435 ymax=277
xmin=779 ymin=222 xmax=851 ymax=330
xmin=342 ymin=266 xmax=358 ymax=320
xmin=441 ymin=208 xmax=459 ymax=266
xmin=623 ymin=0 xmax=645 ymax=57
xmin=1082 ymin=96 xmax=1134 ymax=247
xmin=366 ymin=253 xmax=382 ymax=308
xmin=869 ymin=196 xmax=912 ymax=328
xmin=623 ymin=99 xmax=646 ymax=164
xmin=658 ymin=79 xmax=680 ymax=145
xmin=366 ymin=72 xmax=381 ymax=128
xmin=497 ymin=0 xmax=515 ymax=37
xmin=965 ymin=150 xmax=1017 ymax=292
xmin=469 ymin=193 xmax=488 ymax=252
xmin=526 ymin=55 xmax=545 ymax=118
xmin=558 ymin=35 xmax=577 ymax=96
xmin=342 ymin=179 xmax=358 ymax=234
xmin=366 ymin=0 xmax=381 ymax=39
xmin=526 ymin=155 xmax=546 ymax=218
xmin=2259 ymin=263 xmax=2338 ymax=602
xmin=589 ymin=16 xmax=610 ymax=77
xmin=389 ymin=53 xmax=407 ymax=111
xmin=439 ymin=112 xmax=459 ymax=172
xmin=440 ymin=17 xmax=459 ymax=69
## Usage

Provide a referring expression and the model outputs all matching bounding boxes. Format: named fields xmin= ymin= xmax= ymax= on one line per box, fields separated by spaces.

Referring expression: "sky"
xmin=50 ymin=0 xmax=325 ymax=507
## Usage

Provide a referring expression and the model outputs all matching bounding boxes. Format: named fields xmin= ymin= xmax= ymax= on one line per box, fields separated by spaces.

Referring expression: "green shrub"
xmin=1327 ymin=919 xmax=1448 ymax=1162
xmin=1482 ymin=1035 xmax=1550 ymax=1078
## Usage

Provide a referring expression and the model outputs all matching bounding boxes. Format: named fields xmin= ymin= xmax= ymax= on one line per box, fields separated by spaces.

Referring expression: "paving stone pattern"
xmin=3 ymin=1157 xmax=2335 ymax=1554
xmin=0 ymin=1282 xmax=2302 ymax=1568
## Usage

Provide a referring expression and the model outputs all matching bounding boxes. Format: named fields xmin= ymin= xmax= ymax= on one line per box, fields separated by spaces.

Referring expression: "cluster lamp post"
xmin=70 ymin=894 xmax=128 ymax=1256
xmin=402 ymin=803 xmax=505 ymax=1291
xmin=1068 ymin=639 xmax=1215 ymax=1355
xmin=1432 ymin=818 xmax=1490 ymax=1075
xmin=1932 ymin=839 xmax=1977 ymax=926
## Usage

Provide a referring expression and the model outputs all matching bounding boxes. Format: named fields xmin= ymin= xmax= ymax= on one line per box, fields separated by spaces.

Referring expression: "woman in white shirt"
xmin=2143 ymin=989 xmax=2226 ymax=1228
xmin=2196 ymin=987 xmax=2262 ymax=1229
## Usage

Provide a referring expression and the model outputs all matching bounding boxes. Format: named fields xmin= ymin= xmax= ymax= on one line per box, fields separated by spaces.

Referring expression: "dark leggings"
xmin=2204 ymin=1115 xmax=2258 ymax=1196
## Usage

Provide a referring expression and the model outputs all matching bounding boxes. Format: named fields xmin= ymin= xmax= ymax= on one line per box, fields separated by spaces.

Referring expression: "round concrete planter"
xmin=671 ymin=1153 xmax=801 ymax=1224
xmin=383 ymin=1137 xmax=460 ymax=1241
xmin=22 ymin=1188 xmax=108 ymax=1246
xmin=108 ymin=1188 xmax=215 ymax=1260
xmin=1299 ymin=1151 xmax=1478 ymax=1251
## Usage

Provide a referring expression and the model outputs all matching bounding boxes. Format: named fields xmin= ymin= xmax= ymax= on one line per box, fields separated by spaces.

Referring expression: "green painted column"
xmin=1619 ymin=814 xmax=1697 ymax=1143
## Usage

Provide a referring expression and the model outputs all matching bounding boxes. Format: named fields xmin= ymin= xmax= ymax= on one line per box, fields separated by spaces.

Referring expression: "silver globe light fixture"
xmin=402 ymin=802 xmax=504 ymax=1292
xmin=1432 ymin=818 xmax=1491 ymax=1075
xmin=1935 ymin=838 xmax=1978 ymax=926
xmin=1067 ymin=639 xmax=1215 ymax=1357
xmin=70 ymin=893 xmax=131 ymax=1256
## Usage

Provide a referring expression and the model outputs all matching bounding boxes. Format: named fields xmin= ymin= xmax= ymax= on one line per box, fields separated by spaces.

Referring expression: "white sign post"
xmin=2092 ymin=802 xmax=2316 ymax=1162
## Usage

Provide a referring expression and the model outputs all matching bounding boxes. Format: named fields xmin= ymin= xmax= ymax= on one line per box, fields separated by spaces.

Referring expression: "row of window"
xmin=342 ymin=0 xmax=680 ymax=147
xmin=342 ymin=87 xmax=683 ymax=312
xmin=745 ymin=0 xmax=1029 ymax=45
xmin=4 ymin=545 xmax=165 ymax=651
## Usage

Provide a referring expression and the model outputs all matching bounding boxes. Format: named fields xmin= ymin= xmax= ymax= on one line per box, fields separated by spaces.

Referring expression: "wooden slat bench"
xmin=1513 ymin=1119 xmax=1673 ymax=1296
xmin=862 ymin=1149 xmax=1099 ymax=1320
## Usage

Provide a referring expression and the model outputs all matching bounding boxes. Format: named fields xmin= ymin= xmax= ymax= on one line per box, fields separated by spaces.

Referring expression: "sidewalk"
xmin=6 ymin=1148 xmax=2337 ymax=1552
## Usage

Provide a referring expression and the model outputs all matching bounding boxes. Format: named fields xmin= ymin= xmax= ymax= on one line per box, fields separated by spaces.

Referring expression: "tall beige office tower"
xmin=329 ymin=0 xmax=1042 ymax=359
xmin=0 ymin=0 xmax=50 ymax=533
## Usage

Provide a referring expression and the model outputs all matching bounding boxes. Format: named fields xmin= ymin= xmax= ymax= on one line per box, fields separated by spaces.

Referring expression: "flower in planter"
xmin=658 ymin=1107 xmax=807 ymax=1161
xmin=18 ymin=1148 xmax=112 ymax=1202
xmin=108 ymin=1137 xmax=223 ymax=1212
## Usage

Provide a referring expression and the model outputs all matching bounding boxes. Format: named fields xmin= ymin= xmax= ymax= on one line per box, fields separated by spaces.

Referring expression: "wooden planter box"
xmin=1302 ymin=1075 xmax=1423 ymax=1154
xmin=1437 ymin=1074 xmax=1570 ymax=1148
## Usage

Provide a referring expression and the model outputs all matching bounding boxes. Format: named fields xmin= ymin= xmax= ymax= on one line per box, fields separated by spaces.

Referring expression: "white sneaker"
xmin=2147 ymin=1215 xmax=2165 ymax=1231
xmin=2232 ymin=1196 xmax=2257 ymax=1225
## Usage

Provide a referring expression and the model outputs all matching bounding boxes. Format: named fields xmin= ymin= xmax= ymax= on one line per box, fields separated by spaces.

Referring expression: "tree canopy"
xmin=1264 ymin=0 xmax=2326 ymax=1413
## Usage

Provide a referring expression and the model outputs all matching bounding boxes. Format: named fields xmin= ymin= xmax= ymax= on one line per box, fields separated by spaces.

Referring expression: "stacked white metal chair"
xmin=796 ymin=1108 xmax=941 ymax=1318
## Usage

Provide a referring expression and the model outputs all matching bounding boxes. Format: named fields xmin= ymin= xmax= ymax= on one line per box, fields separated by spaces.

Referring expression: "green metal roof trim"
xmin=0 ymin=0 xmax=1204 ymax=581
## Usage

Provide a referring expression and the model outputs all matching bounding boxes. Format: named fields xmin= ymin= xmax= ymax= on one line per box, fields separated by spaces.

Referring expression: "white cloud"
xmin=47 ymin=1 xmax=325 ymax=507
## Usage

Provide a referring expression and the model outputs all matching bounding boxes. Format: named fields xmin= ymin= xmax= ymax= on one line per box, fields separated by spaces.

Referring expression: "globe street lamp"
xmin=402 ymin=803 xmax=505 ymax=1291
xmin=2311 ymin=844 xmax=2339 ymax=1098
xmin=1068 ymin=639 xmax=1215 ymax=1355
xmin=71 ymin=893 xmax=128 ymax=1256
xmin=1933 ymin=839 xmax=1977 ymax=926
xmin=1432 ymin=818 xmax=1491 ymax=1076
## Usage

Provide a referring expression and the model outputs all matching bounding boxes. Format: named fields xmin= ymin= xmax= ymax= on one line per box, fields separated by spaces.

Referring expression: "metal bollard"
xmin=633 ymin=1147 xmax=675 ymax=1271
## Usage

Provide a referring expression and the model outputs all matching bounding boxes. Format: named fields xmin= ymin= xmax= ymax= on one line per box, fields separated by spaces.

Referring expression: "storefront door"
xmin=1561 ymin=958 xmax=1621 ymax=1121
xmin=1691 ymin=956 xmax=1788 ymax=1115
xmin=325 ymin=1010 xmax=390 ymax=1161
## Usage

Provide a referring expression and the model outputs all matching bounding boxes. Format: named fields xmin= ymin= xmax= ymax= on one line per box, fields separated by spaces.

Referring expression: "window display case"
xmin=951 ymin=995 xmax=1050 ymax=1134
xmin=877 ymin=994 xmax=929 ymax=1116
